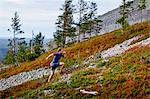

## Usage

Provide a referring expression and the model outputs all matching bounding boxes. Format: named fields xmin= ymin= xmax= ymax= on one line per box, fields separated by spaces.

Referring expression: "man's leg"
xmin=59 ymin=62 xmax=64 ymax=73
xmin=48 ymin=70 xmax=54 ymax=82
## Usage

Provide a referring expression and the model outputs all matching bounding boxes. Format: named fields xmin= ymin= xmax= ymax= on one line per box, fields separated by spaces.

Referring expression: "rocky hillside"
xmin=0 ymin=21 xmax=150 ymax=98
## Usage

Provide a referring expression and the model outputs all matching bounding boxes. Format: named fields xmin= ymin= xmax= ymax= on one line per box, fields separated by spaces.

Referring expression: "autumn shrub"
xmin=70 ymin=68 xmax=98 ymax=88
xmin=101 ymin=46 xmax=150 ymax=98
xmin=26 ymin=53 xmax=39 ymax=61
xmin=96 ymin=58 xmax=106 ymax=68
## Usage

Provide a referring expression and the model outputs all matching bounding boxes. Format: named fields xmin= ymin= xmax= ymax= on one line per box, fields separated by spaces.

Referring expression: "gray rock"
xmin=101 ymin=37 xmax=150 ymax=60
xmin=44 ymin=89 xmax=54 ymax=95
xmin=0 ymin=68 xmax=51 ymax=91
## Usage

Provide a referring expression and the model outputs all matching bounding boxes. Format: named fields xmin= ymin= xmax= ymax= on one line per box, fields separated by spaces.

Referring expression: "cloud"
xmin=3 ymin=0 xmax=27 ymax=5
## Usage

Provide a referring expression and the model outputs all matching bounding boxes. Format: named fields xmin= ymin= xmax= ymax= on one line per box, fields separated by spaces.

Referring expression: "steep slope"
xmin=0 ymin=22 xmax=149 ymax=79
xmin=0 ymin=22 xmax=150 ymax=98
xmin=0 ymin=35 xmax=149 ymax=91
xmin=0 ymin=45 xmax=149 ymax=98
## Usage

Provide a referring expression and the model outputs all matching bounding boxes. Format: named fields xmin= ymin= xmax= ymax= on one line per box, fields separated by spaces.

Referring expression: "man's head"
xmin=57 ymin=47 xmax=66 ymax=54
xmin=57 ymin=48 xmax=61 ymax=52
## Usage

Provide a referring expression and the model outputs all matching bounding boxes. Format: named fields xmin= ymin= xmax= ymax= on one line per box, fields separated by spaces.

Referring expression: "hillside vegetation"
xmin=0 ymin=21 xmax=150 ymax=98
xmin=0 ymin=45 xmax=149 ymax=98
xmin=0 ymin=22 xmax=149 ymax=79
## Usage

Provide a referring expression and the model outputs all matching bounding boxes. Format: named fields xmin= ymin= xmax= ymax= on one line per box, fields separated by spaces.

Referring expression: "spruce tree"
xmin=116 ymin=0 xmax=133 ymax=31
xmin=74 ymin=0 xmax=102 ymax=40
xmin=4 ymin=49 xmax=15 ymax=64
xmin=16 ymin=40 xmax=27 ymax=62
xmin=86 ymin=2 xmax=97 ymax=37
xmin=138 ymin=0 xmax=147 ymax=22
xmin=75 ymin=0 xmax=88 ymax=42
xmin=5 ymin=12 xmax=24 ymax=65
xmin=84 ymin=2 xmax=102 ymax=37
xmin=26 ymin=32 xmax=45 ymax=60
xmin=54 ymin=16 xmax=64 ymax=47
xmin=33 ymin=32 xmax=45 ymax=57
xmin=54 ymin=0 xmax=75 ymax=47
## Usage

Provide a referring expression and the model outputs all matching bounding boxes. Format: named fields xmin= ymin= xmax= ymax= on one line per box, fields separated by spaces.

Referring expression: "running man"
xmin=46 ymin=48 xmax=66 ymax=82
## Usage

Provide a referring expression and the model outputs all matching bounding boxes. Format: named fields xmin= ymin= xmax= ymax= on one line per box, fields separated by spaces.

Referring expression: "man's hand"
xmin=62 ymin=51 xmax=66 ymax=54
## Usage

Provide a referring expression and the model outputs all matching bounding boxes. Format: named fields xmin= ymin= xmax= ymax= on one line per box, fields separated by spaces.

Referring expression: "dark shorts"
xmin=50 ymin=62 xmax=60 ymax=70
xmin=50 ymin=62 xmax=64 ymax=70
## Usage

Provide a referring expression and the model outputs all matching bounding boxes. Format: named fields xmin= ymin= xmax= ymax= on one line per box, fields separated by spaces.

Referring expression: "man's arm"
xmin=46 ymin=53 xmax=54 ymax=60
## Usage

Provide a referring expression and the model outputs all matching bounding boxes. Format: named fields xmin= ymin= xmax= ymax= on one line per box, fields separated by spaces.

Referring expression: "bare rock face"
xmin=101 ymin=37 xmax=150 ymax=60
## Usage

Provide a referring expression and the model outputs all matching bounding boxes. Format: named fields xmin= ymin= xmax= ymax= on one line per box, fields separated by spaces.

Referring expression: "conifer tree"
xmin=16 ymin=40 xmax=27 ymax=62
xmin=54 ymin=16 xmax=64 ymax=47
xmin=138 ymin=0 xmax=147 ymax=22
xmin=75 ymin=0 xmax=88 ymax=42
xmin=74 ymin=0 xmax=102 ymax=40
xmin=54 ymin=0 xmax=75 ymax=47
xmin=116 ymin=0 xmax=133 ymax=31
xmin=5 ymin=12 xmax=24 ymax=64
xmin=84 ymin=2 xmax=102 ymax=37
xmin=33 ymin=32 xmax=45 ymax=56
xmin=4 ymin=49 xmax=15 ymax=64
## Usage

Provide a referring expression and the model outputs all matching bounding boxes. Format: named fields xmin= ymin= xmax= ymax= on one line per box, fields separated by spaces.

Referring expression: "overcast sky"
xmin=0 ymin=0 xmax=123 ymax=39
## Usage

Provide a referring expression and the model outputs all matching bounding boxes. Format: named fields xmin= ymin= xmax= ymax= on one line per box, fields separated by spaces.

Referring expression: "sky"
xmin=0 ymin=0 xmax=123 ymax=39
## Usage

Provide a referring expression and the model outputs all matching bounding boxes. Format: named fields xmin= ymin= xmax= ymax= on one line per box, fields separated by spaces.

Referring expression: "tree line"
xmin=53 ymin=0 xmax=102 ymax=47
xmin=3 ymin=0 xmax=147 ymax=65
xmin=54 ymin=0 xmax=147 ymax=47
xmin=4 ymin=12 xmax=45 ymax=65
